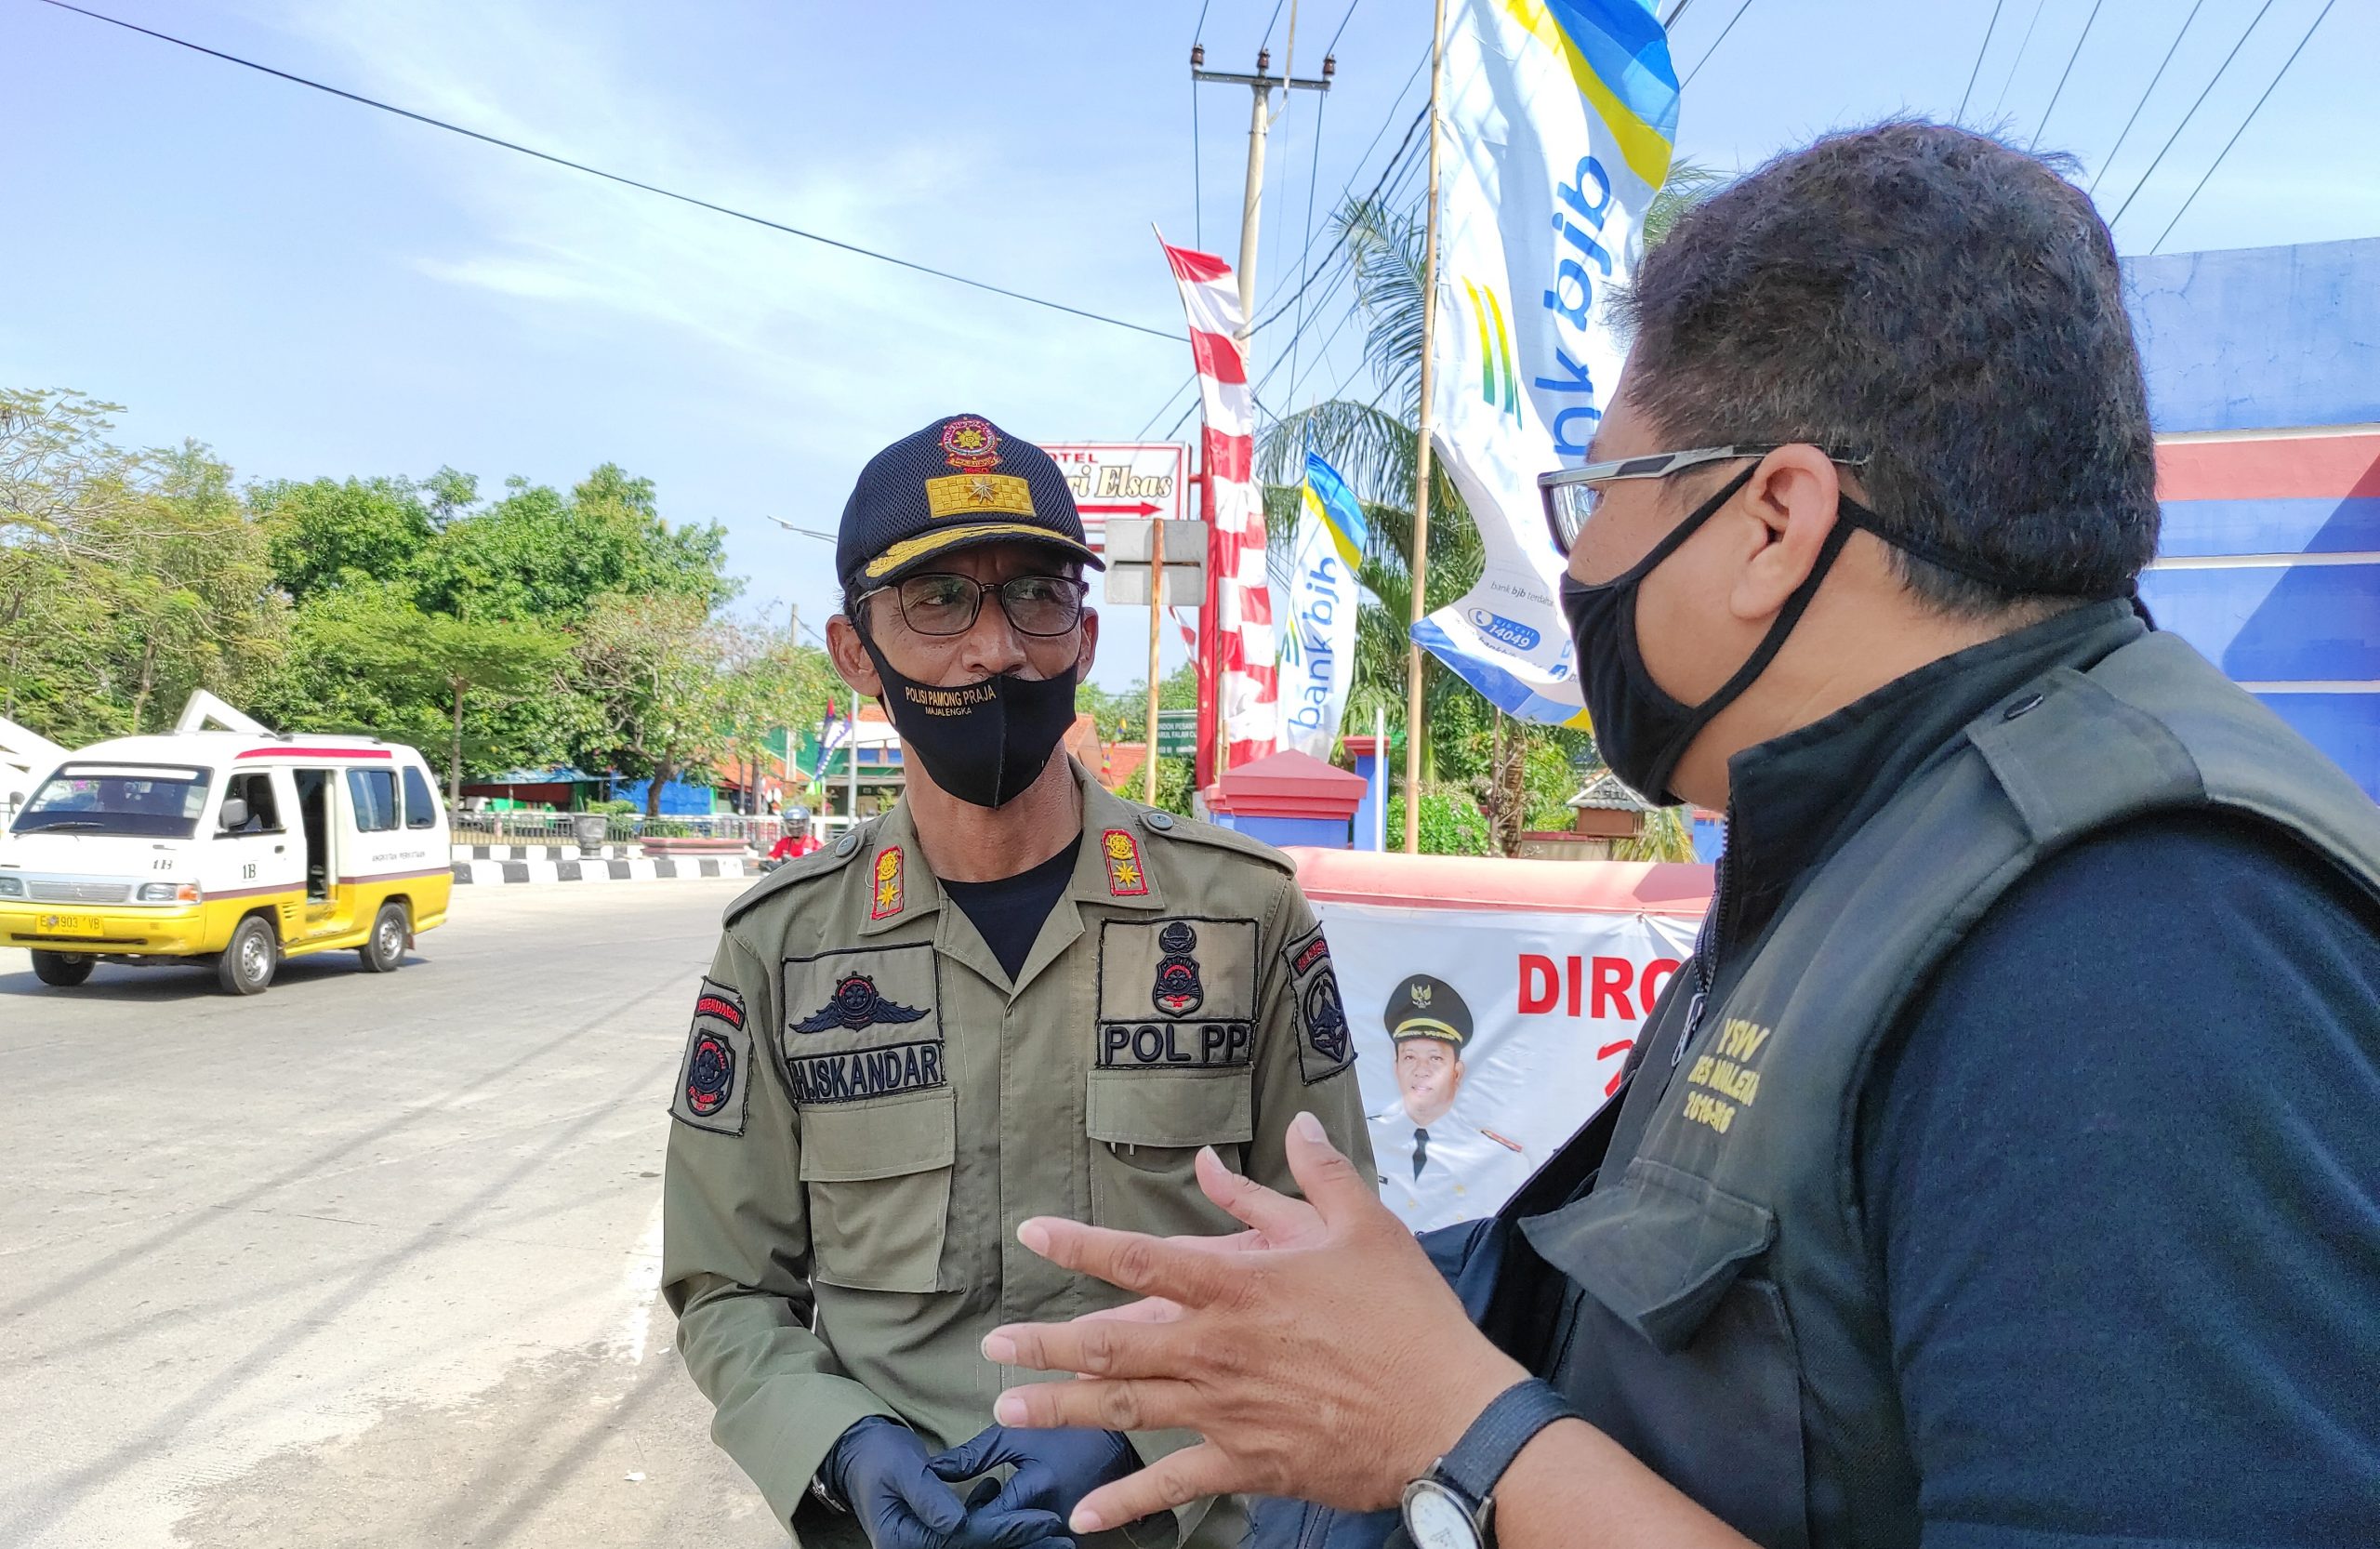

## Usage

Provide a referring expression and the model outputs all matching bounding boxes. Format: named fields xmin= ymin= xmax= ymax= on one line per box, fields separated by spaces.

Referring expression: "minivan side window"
xmin=348 ymin=768 xmax=399 ymax=833
xmin=402 ymin=766 xmax=439 ymax=830
xmin=224 ymin=772 xmax=284 ymax=833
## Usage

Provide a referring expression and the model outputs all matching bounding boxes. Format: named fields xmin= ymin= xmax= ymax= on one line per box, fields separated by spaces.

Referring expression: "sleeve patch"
xmin=1282 ymin=923 xmax=1354 ymax=1085
xmin=670 ymin=975 xmax=754 ymax=1135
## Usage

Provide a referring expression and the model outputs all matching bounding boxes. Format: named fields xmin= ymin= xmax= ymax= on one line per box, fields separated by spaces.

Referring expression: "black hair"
xmin=1614 ymin=120 xmax=2160 ymax=615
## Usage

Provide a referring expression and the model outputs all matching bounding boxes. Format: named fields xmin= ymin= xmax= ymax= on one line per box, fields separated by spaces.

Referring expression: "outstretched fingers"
xmin=1068 ymin=1443 xmax=1245 ymax=1537
xmin=993 ymin=1374 xmax=1198 ymax=1436
xmin=1014 ymin=1216 xmax=1242 ymax=1307
xmin=1195 ymin=1145 xmax=1323 ymax=1246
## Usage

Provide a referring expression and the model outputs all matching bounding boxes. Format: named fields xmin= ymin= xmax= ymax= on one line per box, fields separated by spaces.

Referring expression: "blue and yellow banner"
xmin=1421 ymin=0 xmax=1677 ymax=730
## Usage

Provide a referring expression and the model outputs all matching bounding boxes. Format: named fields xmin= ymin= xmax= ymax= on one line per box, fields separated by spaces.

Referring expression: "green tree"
xmin=250 ymin=474 xmax=437 ymax=602
xmin=574 ymin=590 xmax=729 ymax=817
xmin=301 ymin=591 xmax=571 ymax=801
xmin=711 ymin=623 xmax=841 ymax=812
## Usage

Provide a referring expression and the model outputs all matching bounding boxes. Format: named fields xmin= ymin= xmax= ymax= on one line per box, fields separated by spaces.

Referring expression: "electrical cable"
xmin=1288 ymin=92 xmax=1332 ymax=404
xmin=33 ymin=0 xmax=1184 ymax=341
xmin=2034 ymin=0 xmax=2105 ymax=139
xmin=1259 ymin=0 xmax=1288 ymax=55
xmin=1990 ymin=0 xmax=2049 ymax=120
xmin=1134 ymin=53 xmax=1427 ymax=440
xmin=2086 ymin=0 xmax=2205 ymax=196
xmin=1323 ymin=0 xmax=1363 ymax=58
xmin=2108 ymin=0 xmax=2278 ymax=232
xmin=2149 ymin=0 xmax=2336 ymax=254
xmin=1247 ymin=99 xmax=1428 ymax=338
xmin=1955 ymin=0 xmax=2006 ymax=122
xmin=1681 ymin=0 xmax=1756 ymax=90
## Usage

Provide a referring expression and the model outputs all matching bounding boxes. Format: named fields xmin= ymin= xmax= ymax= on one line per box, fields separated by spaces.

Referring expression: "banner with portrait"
xmin=1313 ymin=898 xmax=1698 ymax=1232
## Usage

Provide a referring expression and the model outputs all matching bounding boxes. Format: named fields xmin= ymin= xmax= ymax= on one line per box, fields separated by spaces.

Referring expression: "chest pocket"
xmin=1084 ymin=1069 xmax=1251 ymax=1240
xmin=1524 ymin=1158 xmax=1810 ymax=1549
xmin=799 ymin=1091 xmax=956 ymax=1293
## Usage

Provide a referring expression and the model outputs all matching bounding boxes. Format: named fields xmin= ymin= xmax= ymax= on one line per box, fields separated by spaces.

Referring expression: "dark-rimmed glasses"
xmin=857 ymin=572 xmax=1089 ymax=638
xmin=1536 ymin=444 xmax=1870 ymax=557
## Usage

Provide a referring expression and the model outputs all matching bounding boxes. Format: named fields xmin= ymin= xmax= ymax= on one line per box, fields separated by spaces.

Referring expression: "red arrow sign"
xmin=1079 ymin=501 xmax=1163 ymax=517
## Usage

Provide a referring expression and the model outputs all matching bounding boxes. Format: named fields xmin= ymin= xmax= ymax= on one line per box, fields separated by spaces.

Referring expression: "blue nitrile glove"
xmin=929 ymin=1423 xmax=1139 ymax=1530
xmin=823 ymin=1416 xmax=1070 ymax=1549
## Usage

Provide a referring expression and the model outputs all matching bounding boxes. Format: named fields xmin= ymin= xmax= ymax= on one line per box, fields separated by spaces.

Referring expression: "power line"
xmin=2151 ymin=0 xmax=2337 ymax=253
xmin=1990 ymin=0 xmax=2049 ymax=119
xmin=1131 ymin=52 xmax=1428 ymax=440
xmin=2034 ymin=0 xmax=2105 ymax=140
xmin=1323 ymin=0 xmax=1363 ymax=58
xmin=1681 ymin=0 xmax=1757 ymax=89
xmin=1288 ymin=92 xmax=1332 ymax=404
xmin=1248 ymin=99 xmax=1429 ymax=338
xmin=2108 ymin=0 xmax=2278 ymax=232
xmin=2086 ymin=0 xmax=2206 ymax=196
xmin=1955 ymin=0 xmax=2006 ymax=122
xmin=1259 ymin=0 xmax=1288 ymax=54
xmin=33 ymin=0 xmax=1184 ymax=342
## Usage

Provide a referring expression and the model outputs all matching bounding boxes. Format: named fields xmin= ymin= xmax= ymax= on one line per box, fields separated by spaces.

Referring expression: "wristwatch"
xmin=1400 ymin=1379 xmax=1581 ymax=1549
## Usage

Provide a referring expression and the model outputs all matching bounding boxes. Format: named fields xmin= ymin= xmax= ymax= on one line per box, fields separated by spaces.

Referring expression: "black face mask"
xmin=1558 ymin=464 xmax=2085 ymax=806
xmin=859 ymin=633 xmax=1082 ymax=810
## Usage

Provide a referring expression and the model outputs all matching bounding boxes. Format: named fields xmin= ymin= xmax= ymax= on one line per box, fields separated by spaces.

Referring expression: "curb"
xmin=453 ymin=843 xmax=638 ymax=862
xmin=451 ymin=856 xmax=758 ymax=885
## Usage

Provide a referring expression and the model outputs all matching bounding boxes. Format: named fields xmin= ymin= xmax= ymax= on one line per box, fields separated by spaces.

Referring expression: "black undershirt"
xmin=939 ymin=834 xmax=1080 ymax=982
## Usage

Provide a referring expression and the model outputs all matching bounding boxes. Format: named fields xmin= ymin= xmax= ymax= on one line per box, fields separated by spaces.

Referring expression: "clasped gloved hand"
xmin=929 ymin=1423 xmax=1139 ymax=1532
xmin=821 ymin=1416 xmax=1071 ymax=1549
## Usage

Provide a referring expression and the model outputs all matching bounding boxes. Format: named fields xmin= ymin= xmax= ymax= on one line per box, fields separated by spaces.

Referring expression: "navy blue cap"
xmin=836 ymin=414 xmax=1105 ymax=589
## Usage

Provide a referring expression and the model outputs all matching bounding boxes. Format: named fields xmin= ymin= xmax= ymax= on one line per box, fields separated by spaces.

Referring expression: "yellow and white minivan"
xmin=1 ymin=730 xmax=454 ymax=994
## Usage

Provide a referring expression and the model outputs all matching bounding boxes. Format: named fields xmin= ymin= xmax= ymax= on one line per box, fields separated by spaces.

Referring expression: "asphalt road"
xmin=0 ymin=878 xmax=787 ymax=1549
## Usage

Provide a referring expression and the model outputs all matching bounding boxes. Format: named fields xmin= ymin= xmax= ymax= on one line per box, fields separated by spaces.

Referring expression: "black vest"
xmin=1522 ymin=628 xmax=2380 ymax=1548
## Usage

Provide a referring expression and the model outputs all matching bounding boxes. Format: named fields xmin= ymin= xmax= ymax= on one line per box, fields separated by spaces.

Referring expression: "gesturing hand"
xmin=821 ymin=1416 xmax=1068 ymax=1549
xmin=981 ymin=1113 xmax=1526 ymax=1537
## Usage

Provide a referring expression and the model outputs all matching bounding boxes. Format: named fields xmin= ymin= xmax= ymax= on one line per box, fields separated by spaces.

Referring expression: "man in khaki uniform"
xmin=662 ymin=414 xmax=1373 ymax=1549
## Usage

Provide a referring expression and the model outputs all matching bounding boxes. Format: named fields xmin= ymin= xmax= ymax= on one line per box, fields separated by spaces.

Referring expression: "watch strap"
xmin=1434 ymin=1378 xmax=1581 ymax=1506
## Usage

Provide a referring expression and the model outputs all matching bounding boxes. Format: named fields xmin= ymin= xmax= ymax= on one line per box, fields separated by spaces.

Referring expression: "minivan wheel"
xmin=217 ymin=916 xmax=278 ymax=996
xmin=31 ymin=950 xmax=96 ymax=987
xmin=359 ymin=901 xmax=408 ymax=973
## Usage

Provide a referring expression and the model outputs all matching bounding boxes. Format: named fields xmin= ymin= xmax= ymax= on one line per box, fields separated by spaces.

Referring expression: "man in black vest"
xmin=961 ymin=123 xmax=2380 ymax=1549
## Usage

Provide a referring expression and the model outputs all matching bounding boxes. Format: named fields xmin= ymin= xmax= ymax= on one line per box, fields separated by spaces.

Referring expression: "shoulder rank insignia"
xmin=1103 ymin=827 xmax=1148 ymax=896
xmin=670 ymin=976 xmax=752 ymax=1135
xmin=794 ymin=973 xmax=929 ymax=1034
xmin=1481 ymin=1127 xmax=1525 ymax=1154
xmin=1151 ymin=920 xmax=1204 ymax=1015
xmin=869 ymin=845 xmax=905 ymax=920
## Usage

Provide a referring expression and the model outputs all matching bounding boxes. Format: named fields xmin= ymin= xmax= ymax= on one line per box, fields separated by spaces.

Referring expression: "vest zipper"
xmin=1673 ymin=799 xmax=1737 ymax=1069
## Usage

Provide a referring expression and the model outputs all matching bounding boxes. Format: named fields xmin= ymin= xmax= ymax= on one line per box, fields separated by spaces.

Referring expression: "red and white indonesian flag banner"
xmin=1162 ymin=240 xmax=1278 ymax=764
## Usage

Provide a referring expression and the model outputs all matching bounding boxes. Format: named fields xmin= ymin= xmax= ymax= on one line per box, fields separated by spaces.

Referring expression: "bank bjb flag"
xmin=1419 ymin=0 xmax=1679 ymax=724
xmin=1277 ymin=454 xmax=1368 ymax=758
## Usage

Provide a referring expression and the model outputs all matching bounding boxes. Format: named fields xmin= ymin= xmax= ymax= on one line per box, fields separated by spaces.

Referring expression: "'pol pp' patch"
xmin=670 ymin=976 xmax=753 ymax=1135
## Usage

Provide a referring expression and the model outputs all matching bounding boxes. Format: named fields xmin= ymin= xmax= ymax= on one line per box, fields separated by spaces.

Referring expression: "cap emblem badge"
xmin=940 ymin=417 xmax=1002 ymax=470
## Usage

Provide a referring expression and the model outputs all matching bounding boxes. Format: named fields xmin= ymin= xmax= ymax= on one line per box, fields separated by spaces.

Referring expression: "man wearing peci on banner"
xmin=1368 ymin=973 xmax=1532 ymax=1232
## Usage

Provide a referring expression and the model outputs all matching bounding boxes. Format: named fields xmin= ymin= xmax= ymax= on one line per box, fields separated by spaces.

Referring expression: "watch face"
xmin=1402 ymin=1480 xmax=1482 ymax=1549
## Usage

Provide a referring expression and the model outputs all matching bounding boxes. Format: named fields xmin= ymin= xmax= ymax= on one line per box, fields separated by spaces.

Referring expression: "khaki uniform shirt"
xmin=662 ymin=765 xmax=1375 ymax=1547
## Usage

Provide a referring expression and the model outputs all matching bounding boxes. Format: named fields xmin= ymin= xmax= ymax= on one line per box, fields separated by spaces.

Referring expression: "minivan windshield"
xmin=14 ymin=764 xmax=212 ymax=838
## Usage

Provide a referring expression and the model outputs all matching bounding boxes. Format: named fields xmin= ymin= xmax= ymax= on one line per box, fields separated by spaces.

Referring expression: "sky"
xmin=6 ymin=0 xmax=2375 ymax=694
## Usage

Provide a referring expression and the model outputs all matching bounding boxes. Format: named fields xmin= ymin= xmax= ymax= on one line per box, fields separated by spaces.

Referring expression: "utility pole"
xmin=1192 ymin=12 xmax=1334 ymax=335
xmin=1406 ymin=0 xmax=1447 ymax=854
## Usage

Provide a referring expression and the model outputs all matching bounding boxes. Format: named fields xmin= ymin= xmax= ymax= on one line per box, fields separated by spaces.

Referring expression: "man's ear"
xmin=1730 ymin=444 xmax=1844 ymax=623
xmin=1076 ymin=605 xmax=1100 ymax=681
xmin=826 ymin=614 xmax=882 ymax=698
